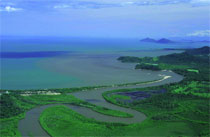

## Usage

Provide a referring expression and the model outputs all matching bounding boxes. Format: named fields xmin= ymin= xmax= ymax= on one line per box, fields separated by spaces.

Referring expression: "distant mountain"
xmin=156 ymin=38 xmax=174 ymax=44
xmin=185 ymin=46 xmax=210 ymax=55
xmin=140 ymin=38 xmax=174 ymax=44
xmin=140 ymin=38 xmax=156 ymax=42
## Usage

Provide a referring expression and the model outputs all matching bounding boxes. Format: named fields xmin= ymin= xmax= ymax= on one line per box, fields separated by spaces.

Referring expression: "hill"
xmin=140 ymin=38 xmax=174 ymax=44
xmin=140 ymin=38 xmax=156 ymax=42
xmin=156 ymin=38 xmax=174 ymax=44
xmin=185 ymin=46 xmax=210 ymax=55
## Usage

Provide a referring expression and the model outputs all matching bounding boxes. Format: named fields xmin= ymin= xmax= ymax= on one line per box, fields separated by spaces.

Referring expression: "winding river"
xmin=18 ymin=71 xmax=183 ymax=137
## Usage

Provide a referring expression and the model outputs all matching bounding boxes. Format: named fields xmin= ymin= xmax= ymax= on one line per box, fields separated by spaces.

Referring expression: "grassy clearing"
xmin=40 ymin=105 xmax=194 ymax=136
xmin=111 ymin=94 xmax=131 ymax=100
xmin=171 ymin=81 xmax=210 ymax=97
xmin=187 ymin=69 xmax=199 ymax=73
xmin=79 ymin=103 xmax=133 ymax=118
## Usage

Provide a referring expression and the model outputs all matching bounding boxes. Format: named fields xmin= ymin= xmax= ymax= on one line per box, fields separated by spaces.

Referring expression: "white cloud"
xmin=51 ymin=0 xmax=210 ymax=10
xmin=191 ymin=0 xmax=210 ymax=3
xmin=1 ymin=0 xmax=209 ymax=11
xmin=187 ymin=30 xmax=210 ymax=37
xmin=120 ymin=1 xmax=135 ymax=6
xmin=190 ymin=0 xmax=210 ymax=6
xmin=53 ymin=4 xmax=70 ymax=9
xmin=0 ymin=6 xmax=22 ymax=12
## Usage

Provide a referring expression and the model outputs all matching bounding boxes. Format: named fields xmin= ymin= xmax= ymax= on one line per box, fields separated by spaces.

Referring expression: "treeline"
xmin=0 ymin=94 xmax=24 ymax=118
xmin=135 ymin=63 xmax=161 ymax=71
xmin=185 ymin=46 xmax=210 ymax=55
xmin=117 ymin=56 xmax=140 ymax=63
xmin=117 ymin=46 xmax=210 ymax=82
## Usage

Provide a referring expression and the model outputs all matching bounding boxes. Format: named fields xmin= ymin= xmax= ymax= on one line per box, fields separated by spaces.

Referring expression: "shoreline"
xmin=17 ymin=70 xmax=184 ymax=136
xmin=0 ymin=73 xmax=171 ymax=93
xmin=1 ymin=75 xmax=170 ymax=96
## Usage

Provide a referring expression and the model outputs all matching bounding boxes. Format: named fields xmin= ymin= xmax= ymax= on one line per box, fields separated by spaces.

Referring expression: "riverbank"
xmin=36 ymin=47 xmax=210 ymax=136
xmin=15 ymin=70 xmax=183 ymax=137
xmin=1 ymin=47 xmax=209 ymax=137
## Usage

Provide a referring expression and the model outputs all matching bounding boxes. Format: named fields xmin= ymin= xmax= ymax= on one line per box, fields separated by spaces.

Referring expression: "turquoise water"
xmin=0 ymin=37 xmax=208 ymax=89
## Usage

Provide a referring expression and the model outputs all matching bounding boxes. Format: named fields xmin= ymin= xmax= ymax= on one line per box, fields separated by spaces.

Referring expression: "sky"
xmin=0 ymin=0 xmax=210 ymax=38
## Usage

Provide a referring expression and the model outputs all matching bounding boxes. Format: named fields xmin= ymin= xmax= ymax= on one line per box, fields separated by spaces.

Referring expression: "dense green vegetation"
xmin=118 ymin=46 xmax=210 ymax=81
xmin=104 ymin=46 xmax=210 ymax=136
xmin=135 ymin=63 xmax=161 ymax=71
xmin=111 ymin=94 xmax=131 ymax=100
xmin=0 ymin=93 xmax=132 ymax=136
xmin=78 ymin=102 xmax=133 ymax=118
xmin=0 ymin=94 xmax=24 ymax=118
xmin=185 ymin=46 xmax=210 ymax=55
xmin=102 ymin=83 xmax=210 ymax=136
xmin=1 ymin=46 xmax=209 ymax=136
xmin=40 ymin=105 xmax=195 ymax=136
xmin=117 ymin=56 xmax=140 ymax=63
xmin=0 ymin=113 xmax=24 ymax=137
xmin=39 ymin=46 xmax=210 ymax=136
xmin=0 ymin=94 xmax=78 ymax=137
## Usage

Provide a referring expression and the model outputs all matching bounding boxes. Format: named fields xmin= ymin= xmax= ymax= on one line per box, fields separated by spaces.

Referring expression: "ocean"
xmin=0 ymin=37 xmax=208 ymax=90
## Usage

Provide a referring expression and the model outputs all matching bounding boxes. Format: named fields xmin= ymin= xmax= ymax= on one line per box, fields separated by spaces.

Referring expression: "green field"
xmin=39 ymin=105 xmax=195 ymax=136
xmin=0 ymin=94 xmax=132 ymax=136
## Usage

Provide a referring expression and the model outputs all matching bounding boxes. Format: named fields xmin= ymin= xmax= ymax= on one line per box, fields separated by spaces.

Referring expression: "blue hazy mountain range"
xmin=140 ymin=38 xmax=174 ymax=44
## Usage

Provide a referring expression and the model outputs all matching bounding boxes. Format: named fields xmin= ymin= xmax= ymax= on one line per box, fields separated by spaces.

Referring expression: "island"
xmin=156 ymin=38 xmax=174 ymax=43
xmin=140 ymin=37 xmax=175 ymax=44
xmin=140 ymin=38 xmax=157 ymax=42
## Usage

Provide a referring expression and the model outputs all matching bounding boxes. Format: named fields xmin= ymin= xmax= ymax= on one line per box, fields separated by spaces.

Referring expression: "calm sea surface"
xmin=0 ymin=37 xmax=208 ymax=89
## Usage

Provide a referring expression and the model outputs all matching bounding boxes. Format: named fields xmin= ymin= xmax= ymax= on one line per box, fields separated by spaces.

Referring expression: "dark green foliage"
xmin=103 ymin=83 xmax=210 ymax=136
xmin=158 ymin=52 xmax=209 ymax=66
xmin=118 ymin=46 xmax=210 ymax=82
xmin=40 ymin=105 xmax=195 ymax=136
xmin=117 ymin=56 xmax=140 ymax=63
xmin=185 ymin=46 xmax=210 ymax=55
xmin=135 ymin=63 xmax=161 ymax=71
xmin=103 ymin=46 xmax=210 ymax=136
xmin=0 ymin=94 xmax=24 ymax=118
xmin=1 ymin=46 xmax=210 ymax=136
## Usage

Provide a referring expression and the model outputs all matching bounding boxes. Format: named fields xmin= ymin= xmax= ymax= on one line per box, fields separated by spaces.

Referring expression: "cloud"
xmin=52 ymin=0 xmax=210 ymax=10
xmin=191 ymin=0 xmax=210 ymax=3
xmin=187 ymin=30 xmax=210 ymax=37
xmin=53 ymin=1 xmax=120 ymax=9
xmin=54 ymin=4 xmax=70 ymax=9
xmin=0 ymin=6 xmax=22 ymax=12
xmin=0 ymin=0 xmax=209 ymax=11
xmin=190 ymin=0 xmax=210 ymax=6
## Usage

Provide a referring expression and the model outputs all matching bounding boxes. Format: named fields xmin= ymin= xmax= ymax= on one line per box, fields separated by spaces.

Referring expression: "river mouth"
xmin=18 ymin=71 xmax=183 ymax=137
xmin=1 ymin=50 xmax=183 ymax=90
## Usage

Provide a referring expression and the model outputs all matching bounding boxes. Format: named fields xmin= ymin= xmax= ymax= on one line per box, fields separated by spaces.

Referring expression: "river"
xmin=18 ymin=70 xmax=183 ymax=137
